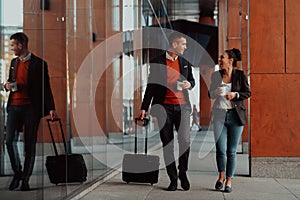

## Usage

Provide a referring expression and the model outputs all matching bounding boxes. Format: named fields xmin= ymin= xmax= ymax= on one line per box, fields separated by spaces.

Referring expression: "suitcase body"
xmin=122 ymin=154 xmax=159 ymax=184
xmin=122 ymin=118 xmax=160 ymax=185
xmin=46 ymin=154 xmax=87 ymax=184
xmin=45 ymin=118 xmax=87 ymax=185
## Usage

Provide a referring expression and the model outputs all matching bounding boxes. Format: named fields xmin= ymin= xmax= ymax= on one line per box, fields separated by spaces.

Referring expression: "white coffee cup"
xmin=9 ymin=82 xmax=18 ymax=92
xmin=219 ymin=85 xmax=227 ymax=96
xmin=177 ymin=80 xmax=183 ymax=91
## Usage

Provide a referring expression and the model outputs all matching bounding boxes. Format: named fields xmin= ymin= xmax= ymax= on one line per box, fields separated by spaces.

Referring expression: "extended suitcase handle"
xmin=134 ymin=117 xmax=150 ymax=154
xmin=134 ymin=117 xmax=149 ymax=126
xmin=47 ymin=118 xmax=67 ymax=156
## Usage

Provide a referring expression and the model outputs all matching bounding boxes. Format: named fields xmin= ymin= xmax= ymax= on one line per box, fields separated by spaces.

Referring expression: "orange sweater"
xmin=10 ymin=60 xmax=31 ymax=105
xmin=163 ymin=58 xmax=186 ymax=105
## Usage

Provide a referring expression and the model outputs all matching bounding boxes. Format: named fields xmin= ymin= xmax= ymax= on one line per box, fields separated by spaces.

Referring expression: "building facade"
xmin=0 ymin=0 xmax=299 ymax=199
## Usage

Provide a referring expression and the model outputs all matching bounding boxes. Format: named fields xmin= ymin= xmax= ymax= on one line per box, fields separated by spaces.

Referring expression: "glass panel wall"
xmin=0 ymin=0 xmax=232 ymax=199
xmin=0 ymin=0 xmax=23 ymax=178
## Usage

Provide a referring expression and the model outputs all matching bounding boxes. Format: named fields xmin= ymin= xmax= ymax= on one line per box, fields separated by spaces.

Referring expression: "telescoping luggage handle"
xmin=134 ymin=117 xmax=150 ymax=155
xmin=47 ymin=118 xmax=67 ymax=156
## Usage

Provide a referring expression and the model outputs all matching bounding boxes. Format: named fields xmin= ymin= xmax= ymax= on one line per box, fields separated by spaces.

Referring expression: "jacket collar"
xmin=18 ymin=52 xmax=32 ymax=62
xmin=166 ymin=51 xmax=178 ymax=61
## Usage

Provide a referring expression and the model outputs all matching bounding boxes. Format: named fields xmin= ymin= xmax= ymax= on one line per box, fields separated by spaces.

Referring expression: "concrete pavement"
xmin=76 ymin=170 xmax=300 ymax=200
xmin=1 ymin=130 xmax=300 ymax=200
xmin=70 ymin=131 xmax=300 ymax=200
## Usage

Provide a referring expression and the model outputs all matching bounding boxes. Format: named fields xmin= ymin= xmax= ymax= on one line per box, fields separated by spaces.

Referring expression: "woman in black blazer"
xmin=208 ymin=48 xmax=251 ymax=193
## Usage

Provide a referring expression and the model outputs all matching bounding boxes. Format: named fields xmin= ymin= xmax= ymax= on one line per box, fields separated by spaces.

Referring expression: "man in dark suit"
xmin=140 ymin=32 xmax=195 ymax=191
xmin=5 ymin=32 xmax=57 ymax=191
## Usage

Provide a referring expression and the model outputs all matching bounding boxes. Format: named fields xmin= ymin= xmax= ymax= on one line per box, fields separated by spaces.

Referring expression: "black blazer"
xmin=7 ymin=54 xmax=55 ymax=119
xmin=208 ymin=69 xmax=251 ymax=125
xmin=141 ymin=52 xmax=195 ymax=116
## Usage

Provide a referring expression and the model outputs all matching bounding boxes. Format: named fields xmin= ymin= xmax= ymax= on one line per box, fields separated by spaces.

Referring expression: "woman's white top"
xmin=215 ymin=81 xmax=234 ymax=110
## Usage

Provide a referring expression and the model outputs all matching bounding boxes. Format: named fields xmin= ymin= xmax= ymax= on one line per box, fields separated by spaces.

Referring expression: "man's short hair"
xmin=10 ymin=32 xmax=29 ymax=49
xmin=167 ymin=32 xmax=186 ymax=47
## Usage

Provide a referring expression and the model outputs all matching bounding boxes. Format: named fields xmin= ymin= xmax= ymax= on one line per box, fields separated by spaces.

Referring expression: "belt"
xmin=226 ymin=108 xmax=236 ymax=112
xmin=215 ymin=108 xmax=236 ymax=112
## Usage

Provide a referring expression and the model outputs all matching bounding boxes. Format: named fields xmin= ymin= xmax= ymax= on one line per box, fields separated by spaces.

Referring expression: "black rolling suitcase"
xmin=122 ymin=117 xmax=160 ymax=185
xmin=45 ymin=118 xmax=87 ymax=185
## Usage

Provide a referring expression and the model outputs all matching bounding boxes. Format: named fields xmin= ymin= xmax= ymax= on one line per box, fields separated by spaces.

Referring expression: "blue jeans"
xmin=213 ymin=109 xmax=243 ymax=178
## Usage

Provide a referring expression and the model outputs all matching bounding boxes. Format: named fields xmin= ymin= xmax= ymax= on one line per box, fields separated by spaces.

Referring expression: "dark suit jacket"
xmin=208 ymin=69 xmax=251 ymax=125
xmin=141 ymin=52 xmax=195 ymax=116
xmin=7 ymin=53 xmax=55 ymax=119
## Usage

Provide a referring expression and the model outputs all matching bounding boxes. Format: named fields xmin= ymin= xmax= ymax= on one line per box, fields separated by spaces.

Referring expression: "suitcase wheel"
xmin=126 ymin=182 xmax=129 ymax=184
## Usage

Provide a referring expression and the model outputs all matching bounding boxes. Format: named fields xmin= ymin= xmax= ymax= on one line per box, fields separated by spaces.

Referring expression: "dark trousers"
xmin=156 ymin=104 xmax=191 ymax=181
xmin=6 ymin=104 xmax=40 ymax=182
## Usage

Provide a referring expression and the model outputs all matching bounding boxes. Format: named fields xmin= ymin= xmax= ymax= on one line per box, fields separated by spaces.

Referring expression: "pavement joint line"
xmin=67 ymin=142 xmax=162 ymax=200
xmin=274 ymin=178 xmax=300 ymax=200
xmin=64 ymin=131 xmax=207 ymax=199
xmin=67 ymin=167 xmax=121 ymax=200
xmin=143 ymin=185 xmax=154 ymax=200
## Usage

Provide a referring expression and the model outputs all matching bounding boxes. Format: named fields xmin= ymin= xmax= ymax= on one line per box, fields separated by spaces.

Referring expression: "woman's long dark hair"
xmin=225 ymin=48 xmax=242 ymax=67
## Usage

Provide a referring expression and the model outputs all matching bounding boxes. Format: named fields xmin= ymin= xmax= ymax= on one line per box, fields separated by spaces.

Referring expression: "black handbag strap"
xmin=47 ymin=118 xmax=67 ymax=156
xmin=134 ymin=117 xmax=150 ymax=154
